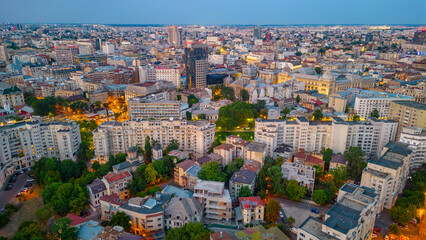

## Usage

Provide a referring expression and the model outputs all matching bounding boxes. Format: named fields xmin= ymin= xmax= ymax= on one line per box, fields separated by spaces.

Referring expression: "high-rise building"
xmin=185 ymin=44 xmax=208 ymax=89
xmin=127 ymin=98 xmax=181 ymax=120
xmin=365 ymin=33 xmax=374 ymax=43
xmin=399 ymin=127 xmax=426 ymax=170
xmin=167 ymin=26 xmax=183 ymax=48
xmin=361 ymin=142 xmax=411 ymax=211
xmin=388 ymin=100 xmax=426 ymax=140
xmin=102 ymin=43 xmax=115 ymax=55
xmin=95 ymin=38 xmax=102 ymax=51
xmin=253 ymin=27 xmax=262 ymax=39
xmin=55 ymin=45 xmax=79 ymax=65
xmin=413 ymin=29 xmax=425 ymax=45
xmin=0 ymin=45 xmax=9 ymax=63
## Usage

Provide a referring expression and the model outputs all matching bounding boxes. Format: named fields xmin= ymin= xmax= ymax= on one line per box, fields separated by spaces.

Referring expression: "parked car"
xmin=373 ymin=226 xmax=381 ymax=233
xmin=5 ymin=184 xmax=13 ymax=190
xmin=311 ymin=208 xmax=320 ymax=214
xmin=9 ymin=175 xmax=17 ymax=183
xmin=290 ymin=227 xmax=298 ymax=234
xmin=279 ymin=211 xmax=284 ymax=218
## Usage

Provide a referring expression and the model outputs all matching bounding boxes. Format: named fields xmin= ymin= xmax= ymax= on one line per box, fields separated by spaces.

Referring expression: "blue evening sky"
xmin=0 ymin=0 xmax=425 ymax=25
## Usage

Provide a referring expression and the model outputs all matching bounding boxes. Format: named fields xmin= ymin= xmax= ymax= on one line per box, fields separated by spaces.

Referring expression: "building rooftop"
xmin=162 ymin=185 xmax=193 ymax=198
xmin=370 ymin=142 xmax=411 ymax=170
xmin=392 ymin=100 xmax=426 ymax=110
xmin=103 ymin=170 xmax=132 ymax=184
xmin=176 ymin=159 xmax=196 ymax=171
xmin=230 ymin=170 xmax=256 ymax=184
xmin=87 ymin=178 xmax=106 ymax=195
xmin=299 ymin=217 xmax=338 ymax=240
xmin=245 ymin=141 xmax=266 ymax=153
xmin=121 ymin=193 xmax=171 ymax=215
xmin=99 ymin=193 xmax=125 ymax=206
xmin=239 ymin=196 xmax=265 ymax=210
xmin=194 ymin=180 xmax=224 ymax=194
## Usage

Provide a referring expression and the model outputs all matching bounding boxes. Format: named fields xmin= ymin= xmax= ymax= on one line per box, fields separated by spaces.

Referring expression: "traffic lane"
xmin=272 ymin=197 xmax=330 ymax=227
xmin=0 ymin=172 xmax=29 ymax=209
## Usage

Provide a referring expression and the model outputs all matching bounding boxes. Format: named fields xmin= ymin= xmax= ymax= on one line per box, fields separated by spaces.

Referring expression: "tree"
xmin=94 ymin=101 xmax=102 ymax=109
xmin=59 ymin=160 xmax=80 ymax=182
xmin=238 ymin=185 xmax=252 ymax=197
xmin=370 ymin=109 xmax=380 ymax=118
xmin=265 ymin=199 xmax=280 ymax=223
xmin=165 ymin=222 xmax=211 ymax=240
xmin=388 ymin=224 xmax=401 ymax=236
xmin=145 ymin=163 xmax=159 ymax=185
xmin=323 ymin=148 xmax=333 ymax=172
xmin=240 ymin=89 xmax=250 ymax=101
xmin=177 ymin=95 xmax=181 ymax=101
xmin=51 ymin=218 xmax=78 ymax=240
xmin=285 ymin=180 xmax=307 ymax=201
xmin=295 ymin=51 xmax=302 ymax=56
xmin=314 ymin=66 xmax=322 ymax=75
xmin=187 ymin=94 xmax=198 ymax=107
xmin=186 ymin=111 xmax=192 ymax=120
xmin=267 ymin=166 xmax=286 ymax=196
xmin=328 ymin=166 xmax=349 ymax=194
xmin=353 ymin=115 xmax=360 ymax=121
xmin=109 ymin=212 xmax=131 ymax=232
xmin=312 ymin=109 xmax=323 ymax=121
xmin=313 ymin=189 xmax=329 ymax=205
xmin=281 ymin=107 xmax=290 ymax=118
xmin=389 ymin=205 xmax=416 ymax=225
xmin=197 ymin=162 xmax=226 ymax=182
xmin=345 ymin=146 xmax=366 ymax=180
xmin=91 ymin=161 xmax=100 ymax=171
xmin=287 ymin=216 xmax=295 ymax=225
xmin=144 ymin=136 xmax=153 ymax=164
xmin=12 ymin=221 xmax=45 ymax=240
xmin=35 ymin=205 xmax=55 ymax=223
xmin=296 ymin=95 xmax=301 ymax=103
xmin=165 ymin=139 xmax=179 ymax=154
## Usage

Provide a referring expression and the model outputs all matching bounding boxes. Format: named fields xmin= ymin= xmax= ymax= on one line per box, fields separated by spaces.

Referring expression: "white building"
xmin=399 ymin=127 xmax=426 ymax=170
xmin=155 ymin=66 xmax=181 ymax=89
xmin=208 ymin=54 xmax=225 ymax=65
xmin=193 ymin=180 xmax=232 ymax=222
xmin=102 ymin=43 xmax=115 ymax=55
xmin=281 ymin=162 xmax=315 ymax=194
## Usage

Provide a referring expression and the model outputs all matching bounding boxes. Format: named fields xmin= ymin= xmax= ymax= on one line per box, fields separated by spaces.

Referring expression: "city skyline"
xmin=0 ymin=0 xmax=425 ymax=25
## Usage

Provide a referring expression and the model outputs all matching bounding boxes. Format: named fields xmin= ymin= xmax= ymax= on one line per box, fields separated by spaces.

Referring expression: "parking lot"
xmin=0 ymin=171 xmax=33 ymax=209
xmin=272 ymin=197 xmax=330 ymax=228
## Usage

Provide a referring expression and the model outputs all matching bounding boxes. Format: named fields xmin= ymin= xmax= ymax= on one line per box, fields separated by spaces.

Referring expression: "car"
xmin=9 ymin=176 xmax=17 ymax=183
xmin=19 ymin=170 xmax=24 ymax=174
xmin=5 ymin=184 xmax=13 ymax=190
xmin=311 ymin=208 xmax=320 ymax=214
xmin=290 ymin=227 xmax=298 ymax=234
xmin=373 ymin=226 xmax=381 ymax=233
xmin=376 ymin=214 xmax=381 ymax=219
xmin=279 ymin=211 xmax=283 ymax=218
xmin=85 ymin=210 xmax=91 ymax=216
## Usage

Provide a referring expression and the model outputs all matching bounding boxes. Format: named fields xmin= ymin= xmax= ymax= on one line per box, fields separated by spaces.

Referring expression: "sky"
xmin=0 ymin=0 xmax=425 ymax=25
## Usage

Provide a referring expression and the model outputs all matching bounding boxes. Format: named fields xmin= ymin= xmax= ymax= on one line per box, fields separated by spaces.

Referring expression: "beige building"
xmin=388 ymin=100 xmax=426 ymax=140
xmin=127 ymin=98 xmax=181 ymax=120
xmin=399 ymin=127 xmax=426 ymax=170
xmin=93 ymin=119 xmax=215 ymax=162
xmin=213 ymin=143 xmax=236 ymax=166
xmin=328 ymin=94 xmax=347 ymax=112
xmin=239 ymin=196 xmax=265 ymax=224
xmin=361 ymin=142 xmax=412 ymax=211
xmin=298 ymin=183 xmax=378 ymax=240
xmin=101 ymin=170 xmax=132 ymax=200
xmin=88 ymin=90 xmax=108 ymax=105
xmin=244 ymin=142 xmax=267 ymax=166
xmin=193 ymin=180 xmax=232 ymax=222
xmin=0 ymin=82 xmax=25 ymax=107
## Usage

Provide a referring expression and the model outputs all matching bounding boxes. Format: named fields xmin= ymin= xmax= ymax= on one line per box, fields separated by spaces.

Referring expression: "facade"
xmin=193 ymin=180 xmax=232 ymax=222
xmin=399 ymin=127 xmax=426 ymax=170
xmin=239 ymin=196 xmax=265 ymax=224
xmin=156 ymin=66 xmax=181 ymax=89
xmin=164 ymin=196 xmax=202 ymax=229
xmin=244 ymin=141 xmax=267 ymax=165
xmin=168 ymin=26 xmax=183 ymax=48
xmin=185 ymin=44 xmax=208 ymax=89
xmin=229 ymin=170 xmax=256 ymax=199
xmin=55 ymin=45 xmax=79 ymax=65
xmin=87 ymin=178 xmax=107 ymax=209
xmin=127 ymin=98 xmax=181 ymax=120
xmin=298 ymin=183 xmax=378 ymax=240
xmin=0 ymin=82 xmax=25 ymax=107
xmin=360 ymin=142 xmax=412 ymax=211
xmin=119 ymin=193 xmax=171 ymax=239
xmin=213 ymin=143 xmax=236 ymax=166
xmin=388 ymin=100 xmax=426 ymax=140
xmin=93 ymin=119 xmax=215 ymax=162
xmin=281 ymin=162 xmax=315 ymax=194
xmin=124 ymin=81 xmax=175 ymax=102
xmin=255 ymin=117 xmax=398 ymax=158
xmin=0 ymin=45 xmax=8 ymax=63
xmin=101 ymin=170 xmax=132 ymax=200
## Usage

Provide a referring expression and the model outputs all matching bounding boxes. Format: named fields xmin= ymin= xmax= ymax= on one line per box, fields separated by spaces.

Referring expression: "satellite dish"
xmin=169 ymin=117 xmax=173 ymax=121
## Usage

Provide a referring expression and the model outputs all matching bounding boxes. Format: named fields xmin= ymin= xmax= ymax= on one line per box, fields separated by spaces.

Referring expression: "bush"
xmin=0 ymin=213 xmax=10 ymax=228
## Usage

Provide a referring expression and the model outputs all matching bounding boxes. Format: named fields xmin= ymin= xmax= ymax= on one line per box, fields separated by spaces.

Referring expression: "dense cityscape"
xmin=0 ymin=21 xmax=425 ymax=240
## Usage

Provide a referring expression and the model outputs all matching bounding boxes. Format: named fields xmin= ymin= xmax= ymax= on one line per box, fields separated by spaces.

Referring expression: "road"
xmin=272 ymin=197 xmax=330 ymax=228
xmin=0 ymin=172 xmax=29 ymax=209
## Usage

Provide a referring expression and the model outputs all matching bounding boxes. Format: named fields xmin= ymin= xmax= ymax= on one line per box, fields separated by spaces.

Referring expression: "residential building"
xmin=244 ymin=141 xmax=267 ymax=166
xmin=239 ymin=196 xmax=265 ymax=224
xmin=361 ymin=142 xmax=412 ymax=211
xmin=168 ymin=26 xmax=183 ymax=48
xmin=127 ymin=98 xmax=181 ymax=120
xmin=236 ymin=226 xmax=289 ymax=240
xmin=174 ymin=159 xmax=196 ymax=186
xmin=185 ymin=44 xmax=208 ymax=89
xmin=0 ymin=82 xmax=25 ymax=107
xmin=87 ymin=178 xmax=107 ymax=210
xmin=99 ymin=193 xmax=125 ymax=221
xmin=298 ymin=183 xmax=378 ymax=240
xmin=55 ymin=45 xmax=79 ymax=65
xmin=214 ymin=143 xmax=236 ymax=166
xmin=101 ymin=170 xmax=132 ymax=200
xmin=399 ymin=127 xmax=426 ymax=170
xmin=281 ymin=162 xmax=315 ymax=194
xmin=329 ymin=154 xmax=347 ymax=169
xmin=229 ymin=170 xmax=257 ymax=199
xmin=193 ymin=180 xmax=232 ymax=222
xmin=388 ymin=100 xmax=426 ymax=140
xmin=156 ymin=66 xmax=181 ymax=89
xmin=124 ymin=81 xmax=175 ymax=102
xmin=93 ymin=119 xmax=215 ymax=162
xmin=0 ymin=45 xmax=8 ymax=63
xmin=118 ymin=193 xmax=171 ymax=239
xmin=164 ymin=196 xmax=203 ymax=229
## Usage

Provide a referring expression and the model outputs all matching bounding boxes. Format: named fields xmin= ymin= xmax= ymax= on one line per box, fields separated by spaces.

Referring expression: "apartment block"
xmin=156 ymin=66 xmax=181 ymax=89
xmin=298 ymin=183 xmax=378 ymax=240
xmin=193 ymin=180 xmax=232 ymax=222
xmin=0 ymin=82 xmax=25 ymax=107
xmin=281 ymin=162 xmax=315 ymax=194
xmin=399 ymin=127 xmax=426 ymax=170
xmin=239 ymin=196 xmax=265 ymax=224
xmin=128 ymin=98 xmax=181 ymax=120
xmin=360 ymin=142 xmax=412 ymax=211
xmin=229 ymin=170 xmax=256 ymax=199
xmin=93 ymin=119 xmax=215 ymax=162
xmin=255 ymin=117 xmax=398 ymax=158
xmin=388 ymin=100 xmax=426 ymax=140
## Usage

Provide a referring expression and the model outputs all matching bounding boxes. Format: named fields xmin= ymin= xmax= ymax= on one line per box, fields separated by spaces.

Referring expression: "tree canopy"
xmin=109 ymin=212 xmax=132 ymax=232
xmin=165 ymin=222 xmax=211 ymax=240
xmin=51 ymin=218 xmax=78 ymax=240
xmin=265 ymin=199 xmax=280 ymax=223
xmin=197 ymin=162 xmax=226 ymax=182
xmin=345 ymin=146 xmax=366 ymax=180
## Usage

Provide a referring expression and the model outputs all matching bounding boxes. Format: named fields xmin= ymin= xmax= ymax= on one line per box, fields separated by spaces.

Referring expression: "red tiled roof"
xmin=241 ymin=161 xmax=261 ymax=173
xmin=99 ymin=193 xmax=125 ymax=206
xmin=66 ymin=213 xmax=89 ymax=226
xmin=306 ymin=155 xmax=324 ymax=165
xmin=239 ymin=196 xmax=265 ymax=210
xmin=294 ymin=149 xmax=308 ymax=159
xmin=104 ymin=170 xmax=131 ymax=184
xmin=214 ymin=143 xmax=234 ymax=151
xmin=210 ymin=231 xmax=233 ymax=240
xmin=176 ymin=159 xmax=195 ymax=171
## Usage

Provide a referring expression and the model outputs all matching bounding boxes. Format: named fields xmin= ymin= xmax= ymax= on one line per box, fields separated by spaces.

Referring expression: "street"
xmin=272 ymin=197 xmax=330 ymax=228
xmin=0 ymin=172 xmax=29 ymax=209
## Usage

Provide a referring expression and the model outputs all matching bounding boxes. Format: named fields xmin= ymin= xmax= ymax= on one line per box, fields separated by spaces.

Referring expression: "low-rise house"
xmin=174 ymin=159 xmax=196 ymax=187
xmin=229 ymin=170 xmax=257 ymax=199
xmin=164 ymin=196 xmax=203 ymax=229
xmin=196 ymin=153 xmax=222 ymax=166
xmin=304 ymin=155 xmax=324 ymax=167
xmin=210 ymin=231 xmax=233 ymax=240
xmin=193 ymin=180 xmax=232 ymax=222
xmin=87 ymin=178 xmax=107 ymax=210
xmin=273 ymin=144 xmax=293 ymax=160
xmin=162 ymin=185 xmax=193 ymax=199
xmin=240 ymin=160 xmax=261 ymax=174
xmin=281 ymin=162 xmax=315 ymax=194
xmin=239 ymin=196 xmax=265 ymax=224
xmin=329 ymin=154 xmax=347 ymax=169
xmin=102 ymin=170 xmax=132 ymax=199
xmin=168 ymin=150 xmax=189 ymax=163
xmin=99 ymin=193 xmax=125 ymax=221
